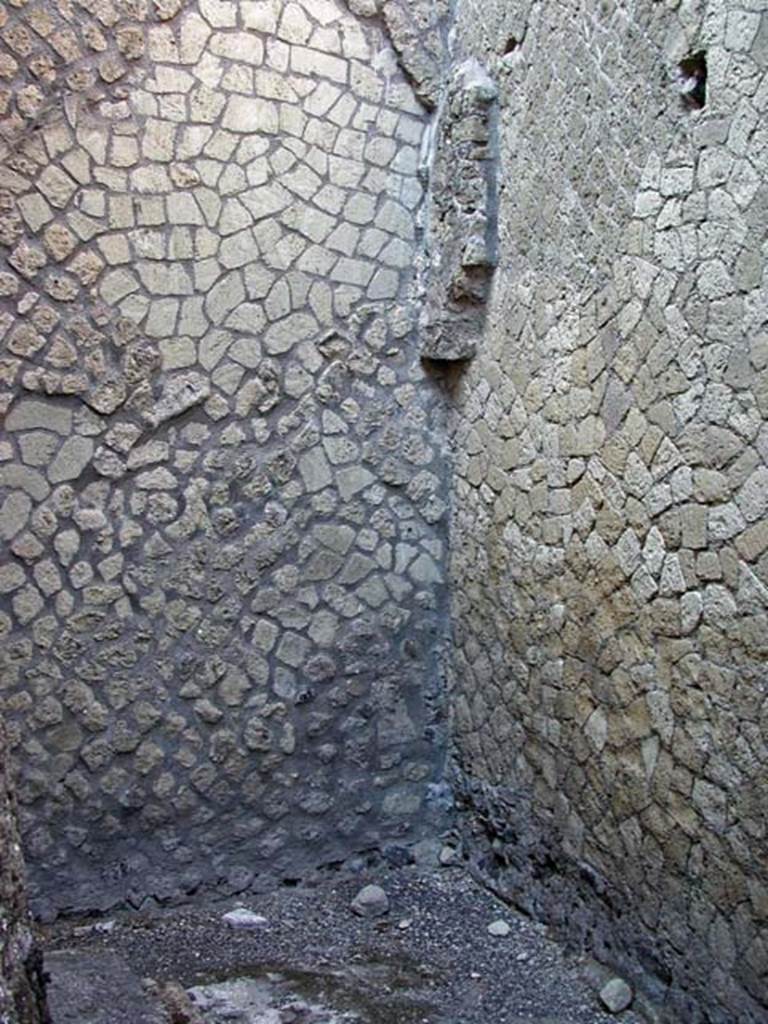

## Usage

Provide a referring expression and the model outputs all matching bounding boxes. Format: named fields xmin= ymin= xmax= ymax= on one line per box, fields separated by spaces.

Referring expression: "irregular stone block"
xmin=145 ymin=372 xmax=211 ymax=427
xmin=48 ymin=437 xmax=94 ymax=484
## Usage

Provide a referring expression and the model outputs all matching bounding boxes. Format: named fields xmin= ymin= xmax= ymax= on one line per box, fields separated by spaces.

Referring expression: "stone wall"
xmin=0 ymin=0 xmax=452 ymax=917
xmin=4 ymin=0 xmax=768 ymax=1020
xmin=441 ymin=0 xmax=768 ymax=1022
xmin=1 ymin=718 xmax=46 ymax=1024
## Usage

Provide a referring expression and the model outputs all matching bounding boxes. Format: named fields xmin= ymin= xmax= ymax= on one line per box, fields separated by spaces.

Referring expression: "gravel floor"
xmin=43 ymin=866 xmax=646 ymax=1024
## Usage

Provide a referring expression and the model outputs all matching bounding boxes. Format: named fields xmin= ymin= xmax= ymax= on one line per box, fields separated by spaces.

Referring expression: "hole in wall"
xmin=502 ymin=36 xmax=519 ymax=55
xmin=420 ymin=356 xmax=471 ymax=398
xmin=678 ymin=51 xmax=707 ymax=110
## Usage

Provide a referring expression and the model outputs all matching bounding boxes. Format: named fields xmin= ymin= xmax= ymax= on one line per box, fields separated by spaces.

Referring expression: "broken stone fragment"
xmin=144 ymin=372 xmax=211 ymax=427
xmin=350 ymin=884 xmax=389 ymax=918
xmin=222 ymin=908 xmax=268 ymax=929
xmin=456 ymin=58 xmax=499 ymax=106
xmin=421 ymin=326 xmax=477 ymax=362
xmin=599 ymin=977 xmax=634 ymax=1014
xmin=461 ymin=232 xmax=495 ymax=269
xmin=438 ymin=845 xmax=461 ymax=866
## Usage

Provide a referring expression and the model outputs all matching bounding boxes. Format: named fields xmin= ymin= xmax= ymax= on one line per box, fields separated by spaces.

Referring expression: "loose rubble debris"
xmin=43 ymin=867 xmax=647 ymax=1024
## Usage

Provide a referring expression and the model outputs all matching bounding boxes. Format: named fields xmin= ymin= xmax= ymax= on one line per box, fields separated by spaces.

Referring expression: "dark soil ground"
xmin=42 ymin=865 xmax=647 ymax=1024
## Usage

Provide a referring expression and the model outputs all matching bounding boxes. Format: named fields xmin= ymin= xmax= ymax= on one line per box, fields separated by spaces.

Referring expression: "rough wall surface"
xmin=0 ymin=720 xmax=46 ymax=1024
xmin=3 ymin=1 xmax=768 ymax=1020
xmin=0 ymin=0 xmax=451 ymax=917
xmin=420 ymin=54 xmax=499 ymax=362
xmin=442 ymin=0 xmax=768 ymax=1022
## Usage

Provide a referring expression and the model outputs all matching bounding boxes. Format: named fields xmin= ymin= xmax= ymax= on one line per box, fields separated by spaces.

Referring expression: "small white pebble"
xmin=488 ymin=919 xmax=511 ymax=937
